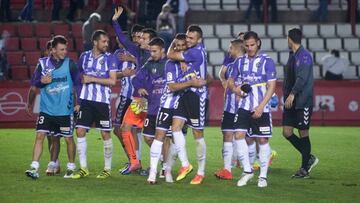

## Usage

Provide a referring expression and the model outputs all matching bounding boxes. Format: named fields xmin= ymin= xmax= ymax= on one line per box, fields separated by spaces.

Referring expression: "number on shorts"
xmin=144 ymin=118 xmax=149 ymax=127
xmin=234 ymin=114 xmax=238 ymax=123
xmin=38 ymin=116 xmax=45 ymax=124
xmin=174 ymin=101 xmax=179 ymax=109
xmin=78 ymin=111 xmax=82 ymax=119
xmin=158 ymin=112 xmax=169 ymax=121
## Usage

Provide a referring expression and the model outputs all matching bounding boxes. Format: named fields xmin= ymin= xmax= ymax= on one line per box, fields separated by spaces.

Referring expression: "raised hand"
xmin=112 ymin=6 xmax=124 ymax=21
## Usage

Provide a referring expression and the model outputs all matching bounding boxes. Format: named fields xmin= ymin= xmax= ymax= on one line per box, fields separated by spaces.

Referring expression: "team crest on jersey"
xmin=167 ymin=72 xmax=173 ymax=81
xmin=296 ymin=60 xmax=300 ymax=66
xmin=256 ymin=62 xmax=261 ymax=67
xmin=152 ymin=68 xmax=157 ymax=74
xmin=99 ymin=59 xmax=105 ymax=65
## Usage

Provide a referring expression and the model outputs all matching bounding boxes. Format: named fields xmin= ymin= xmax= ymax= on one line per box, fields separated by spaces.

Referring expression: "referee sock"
xmin=259 ymin=143 xmax=271 ymax=179
xmin=196 ymin=137 xmax=206 ymax=176
xmin=122 ymin=131 xmax=138 ymax=165
xmin=286 ymin=134 xmax=302 ymax=153
xmin=248 ymin=142 xmax=257 ymax=166
xmin=103 ymin=138 xmax=113 ymax=171
xmin=173 ymin=131 xmax=190 ymax=167
xmin=150 ymin=139 xmax=163 ymax=172
xmin=235 ymin=138 xmax=252 ymax=173
xmin=300 ymin=136 xmax=311 ymax=170
xmin=223 ymin=142 xmax=233 ymax=171
xmin=77 ymin=137 xmax=87 ymax=169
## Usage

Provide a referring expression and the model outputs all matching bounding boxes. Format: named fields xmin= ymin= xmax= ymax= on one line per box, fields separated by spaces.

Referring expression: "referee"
xmin=282 ymin=28 xmax=319 ymax=178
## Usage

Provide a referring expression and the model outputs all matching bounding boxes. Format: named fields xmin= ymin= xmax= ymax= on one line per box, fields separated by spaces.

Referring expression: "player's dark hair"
xmin=175 ymin=33 xmax=186 ymax=41
xmin=141 ymin=28 xmax=158 ymax=40
xmin=131 ymin=24 xmax=145 ymax=34
xmin=46 ymin=40 xmax=52 ymax=50
xmin=237 ymin=32 xmax=245 ymax=39
xmin=148 ymin=37 xmax=165 ymax=48
xmin=288 ymin=28 xmax=302 ymax=44
xmin=91 ymin=29 xmax=108 ymax=42
xmin=243 ymin=31 xmax=262 ymax=49
xmin=331 ymin=49 xmax=340 ymax=57
xmin=51 ymin=35 xmax=67 ymax=48
xmin=187 ymin=24 xmax=203 ymax=38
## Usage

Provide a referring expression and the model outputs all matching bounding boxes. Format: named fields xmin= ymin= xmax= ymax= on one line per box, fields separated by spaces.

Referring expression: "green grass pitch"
xmin=0 ymin=127 xmax=359 ymax=203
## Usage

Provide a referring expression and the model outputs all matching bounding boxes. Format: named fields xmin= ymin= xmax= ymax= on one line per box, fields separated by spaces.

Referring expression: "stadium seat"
xmin=350 ymin=52 xmax=360 ymax=65
xmin=29 ymin=65 xmax=37 ymax=76
xmin=343 ymin=38 xmax=359 ymax=51
xmin=319 ymin=24 xmax=336 ymax=37
xmin=313 ymin=65 xmax=321 ymax=79
xmin=325 ymin=38 xmax=342 ymax=50
xmin=24 ymin=52 xmax=41 ymax=66
xmin=340 ymin=51 xmax=349 ymax=62
xmin=307 ymin=38 xmax=325 ymax=51
xmin=68 ymin=52 xmax=78 ymax=61
xmin=214 ymin=65 xmax=221 ymax=80
xmin=261 ymin=38 xmax=272 ymax=51
xmin=220 ymin=38 xmax=232 ymax=51
xmin=10 ymin=0 xmax=27 ymax=9
xmin=343 ymin=66 xmax=358 ymax=79
xmin=18 ymin=23 xmax=34 ymax=37
xmin=208 ymin=51 xmax=224 ymax=65
xmin=222 ymin=0 xmax=239 ymax=10
xmin=276 ymin=65 xmax=284 ymax=79
xmin=38 ymin=37 xmax=51 ymax=51
xmin=302 ymin=24 xmax=319 ymax=37
xmin=204 ymin=38 xmax=219 ymax=51
xmin=75 ymin=37 xmax=84 ymax=52
xmin=21 ymin=38 xmax=38 ymax=51
xmin=250 ymin=24 xmax=266 ymax=37
xmin=314 ymin=51 xmax=328 ymax=65
xmin=33 ymin=0 xmax=43 ymax=9
xmin=273 ymin=38 xmax=288 ymax=51
xmin=67 ymin=38 xmax=74 ymax=51
xmin=0 ymin=24 xmax=17 ymax=36
xmin=336 ymin=24 xmax=353 ymax=37
xmin=71 ymin=23 xmax=83 ymax=38
xmin=279 ymin=51 xmax=289 ymax=65
xmin=6 ymin=37 xmax=20 ymax=51
xmin=11 ymin=65 xmax=29 ymax=80
xmin=290 ymin=0 xmax=305 ymax=10
xmin=199 ymin=24 xmax=214 ymax=37
xmin=267 ymin=24 xmax=283 ymax=37
xmin=6 ymin=51 xmax=24 ymax=65
xmin=265 ymin=51 xmax=278 ymax=64
xmin=53 ymin=24 xmax=70 ymax=36
xmin=34 ymin=23 xmax=52 ymax=38
xmin=215 ymin=24 xmax=232 ymax=37
xmin=205 ymin=0 xmax=221 ymax=10
xmin=284 ymin=24 xmax=300 ymax=33
xmin=207 ymin=65 xmax=215 ymax=79
xmin=232 ymin=24 xmax=248 ymax=36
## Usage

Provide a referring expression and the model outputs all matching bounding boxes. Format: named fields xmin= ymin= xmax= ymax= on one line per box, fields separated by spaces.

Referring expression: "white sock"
xmin=48 ymin=161 xmax=56 ymax=168
xmin=67 ymin=162 xmax=76 ymax=171
xmin=165 ymin=142 xmax=177 ymax=172
xmin=259 ymin=143 xmax=271 ymax=179
xmin=248 ymin=142 xmax=257 ymax=166
xmin=150 ymin=139 xmax=163 ymax=172
xmin=31 ymin=161 xmax=39 ymax=170
xmin=231 ymin=138 xmax=237 ymax=165
xmin=136 ymin=130 xmax=142 ymax=161
xmin=77 ymin=137 xmax=87 ymax=169
xmin=223 ymin=142 xmax=233 ymax=171
xmin=172 ymin=131 xmax=189 ymax=167
xmin=236 ymin=139 xmax=252 ymax=173
xmin=196 ymin=137 xmax=206 ymax=176
xmin=103 ymin=139 xmax=113 ymax=171
xmin=55 ymin=159 xmax=60 ymax=167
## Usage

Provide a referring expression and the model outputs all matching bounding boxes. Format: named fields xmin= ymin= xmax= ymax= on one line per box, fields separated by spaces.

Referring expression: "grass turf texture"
xmin=0 ymin=127 xmax=359 ymax=203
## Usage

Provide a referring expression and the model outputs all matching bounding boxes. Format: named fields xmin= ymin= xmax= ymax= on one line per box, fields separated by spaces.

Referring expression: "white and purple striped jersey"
xmin=160 ymin=60 xmax=182 ymax=109
xmin=114 ymin=48 xmax=136 ymax=99
xmin=78 ymin=50 xmax=117 ymax=104
xmin=223 ymin=62 xmax=239 ymax=114
xmin=230 ymin=51 xmax=277 ymax=113
xmin=181 ymin=43 xmax=208 ymax=98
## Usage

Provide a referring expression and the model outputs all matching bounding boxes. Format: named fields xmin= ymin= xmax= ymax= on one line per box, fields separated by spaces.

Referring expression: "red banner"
xmin=1 ymin=80 xmax=360 ymax=128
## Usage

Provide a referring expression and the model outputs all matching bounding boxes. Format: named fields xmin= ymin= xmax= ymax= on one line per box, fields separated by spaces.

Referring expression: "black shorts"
xmin=234 ymin=108 xmax=272 ymax=137
xmin=114 ymin=96 xmax=132 ymax=126
xmin=173 ymin=91 xmax=207 ymax=129
xmin=282 ymin=107 xmax=313 ymax=130
xmin=221 ymin=111 xmax=237 ymax=131
xmin=76 ymin=100 xmax=112 ymax=131
xmin=143 ymin=115 xmax=157 ymax=137
xmin=36 ymin=112 xmax=73 ymax=137
xmin=156 ymin=107 xmax=174 ymax=131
